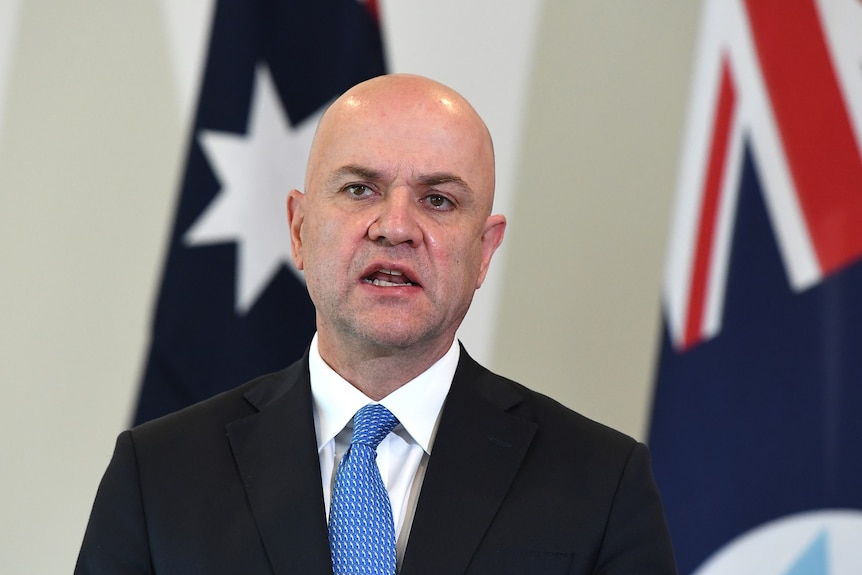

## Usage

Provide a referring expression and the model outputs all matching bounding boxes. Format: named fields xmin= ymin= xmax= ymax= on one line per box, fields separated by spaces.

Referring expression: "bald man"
xmin=76 ymin=75 xmax=677 ymax=575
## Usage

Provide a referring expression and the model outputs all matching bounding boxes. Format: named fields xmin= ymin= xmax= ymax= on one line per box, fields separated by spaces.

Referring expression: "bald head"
xmin=305 ymin=74 xmax=496 ymax=214
xmin=287 ymin=73 xmax=506 ymax=382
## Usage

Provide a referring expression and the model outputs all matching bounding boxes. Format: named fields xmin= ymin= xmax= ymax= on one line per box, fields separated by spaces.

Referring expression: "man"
xmin=76 ymin=74 xmax=677 ymax=574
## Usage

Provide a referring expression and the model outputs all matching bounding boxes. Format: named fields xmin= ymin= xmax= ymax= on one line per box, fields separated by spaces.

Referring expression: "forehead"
xmin=309 ymin=84 xmax=494 ymax=192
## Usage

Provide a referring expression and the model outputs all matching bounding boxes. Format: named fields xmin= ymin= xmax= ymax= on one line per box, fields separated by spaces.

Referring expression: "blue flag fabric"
xmin=649 ymin=0 xmax=862 ymax=572
xmin=650 ymin=145 xmax=862 ymax=573
xmin=134 ymin=0 xmax=386 ymax=425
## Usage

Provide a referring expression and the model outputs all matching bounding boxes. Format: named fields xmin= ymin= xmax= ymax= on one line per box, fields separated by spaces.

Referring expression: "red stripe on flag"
xmin=745 ymin=0 xmax=862 ymax=274
xmin=362 ymin=0 xmax=380 ymax=22
xmin=684 ymin=58 xmax=737 ymax=350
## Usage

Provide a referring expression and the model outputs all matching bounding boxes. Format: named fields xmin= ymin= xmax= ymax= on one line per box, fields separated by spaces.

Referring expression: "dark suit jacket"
xmin=75 ymin=347 xmax=677 ymax=574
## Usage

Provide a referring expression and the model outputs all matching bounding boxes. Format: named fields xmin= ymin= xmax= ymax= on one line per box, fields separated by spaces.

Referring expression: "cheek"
xmin=305 ymin=214 xmax=338 ymax=251
xmin=433 ymin=236 xmax=485 ymax=286
xmin=299 ymin=219 xmax=330 ymax=276
xmin=304 ymin=216 xmax=363 ymax=272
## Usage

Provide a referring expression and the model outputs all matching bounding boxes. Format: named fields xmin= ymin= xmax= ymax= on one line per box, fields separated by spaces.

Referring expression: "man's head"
xmin=288 ymin=74 xmax=505 ymax=365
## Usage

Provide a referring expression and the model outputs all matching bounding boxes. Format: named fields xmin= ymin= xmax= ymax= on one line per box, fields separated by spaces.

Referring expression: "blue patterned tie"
xmin=329 ymin=404 xmax=400 ymax=575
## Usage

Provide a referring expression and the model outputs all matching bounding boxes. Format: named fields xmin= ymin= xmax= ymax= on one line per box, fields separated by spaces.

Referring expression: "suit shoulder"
xmin=460 ymin=353 xmax=638 ymax=454
xmin=511 ymin=377 xmax=635 ymax=448
xmin=130 ymin=360 xmax=305 ymax=445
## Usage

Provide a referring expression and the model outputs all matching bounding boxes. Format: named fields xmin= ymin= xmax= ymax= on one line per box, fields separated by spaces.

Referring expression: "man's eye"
xmin=344 ymin=184 xmax=373 ymax=198
xmin=425 ymin=194 xmax=453 ymax=210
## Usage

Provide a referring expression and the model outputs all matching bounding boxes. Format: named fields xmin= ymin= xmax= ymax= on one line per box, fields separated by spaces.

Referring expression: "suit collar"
xmin=226 ymin=347 xmax=537 ymax=575
xmin=226 ymin=353 xmax=334 ymax=575
xmin=307 ymin=334 xmax=458 ymax=455
xmin=401 ymin=348 xmax=538 ymax=575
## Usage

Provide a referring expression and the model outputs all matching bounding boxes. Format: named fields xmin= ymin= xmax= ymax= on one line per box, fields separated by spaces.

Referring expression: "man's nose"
xmin=367 ymin=189 xmax=423 ymax=247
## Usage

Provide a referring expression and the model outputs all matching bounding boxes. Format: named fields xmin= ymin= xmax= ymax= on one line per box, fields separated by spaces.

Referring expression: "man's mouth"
xmin=362 ymin=268 xmax=416 ymax=287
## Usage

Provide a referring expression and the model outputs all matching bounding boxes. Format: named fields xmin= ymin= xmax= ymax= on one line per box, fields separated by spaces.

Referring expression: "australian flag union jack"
xmin=649 ymin=0 xmax=862 ymax=575
xmin=650 ymin=0 xmax=862 ymax=572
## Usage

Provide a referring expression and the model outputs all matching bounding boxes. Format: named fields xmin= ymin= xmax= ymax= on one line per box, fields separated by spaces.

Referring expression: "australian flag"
xmin=649 ymin=0 xmax=862 ymax=573
xmin=134 ymin=0 xmax=386 ymax=425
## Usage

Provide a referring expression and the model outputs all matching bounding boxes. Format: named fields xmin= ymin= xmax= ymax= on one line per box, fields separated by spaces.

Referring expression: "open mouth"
xmin=362 ymin=268 xmax=417 ymax=287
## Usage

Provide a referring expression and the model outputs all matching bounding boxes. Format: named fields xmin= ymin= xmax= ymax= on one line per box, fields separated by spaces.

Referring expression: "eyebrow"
xmin=328 ymin=164 xmax=473 ymax=194
xmin=326 ymin=165 xmax=383 ymax=189
xmin=416 ymin=173 xmax=473 ymax=194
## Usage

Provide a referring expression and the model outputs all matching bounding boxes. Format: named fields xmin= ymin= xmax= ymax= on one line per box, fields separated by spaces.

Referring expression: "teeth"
xmin=363 ymin=268 xmax=412 ymax=287
xmin=365 ymin=278 xmax=413 ymax=287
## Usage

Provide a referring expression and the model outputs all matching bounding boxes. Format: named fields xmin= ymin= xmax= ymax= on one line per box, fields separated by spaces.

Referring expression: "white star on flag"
xmin=185 ymin=64 xmax=321 ymax=314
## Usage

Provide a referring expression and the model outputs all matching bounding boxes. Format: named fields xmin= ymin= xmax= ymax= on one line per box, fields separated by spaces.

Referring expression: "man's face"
xmin=288 ymin=77 xmax=505 ymax=356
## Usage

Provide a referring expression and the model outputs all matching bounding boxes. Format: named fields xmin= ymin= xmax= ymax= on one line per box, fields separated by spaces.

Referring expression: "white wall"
xmin=495 ymin=0 xmax=700 ymax=441
xmin=0 ymin=1 xmax=698 ymax=573
xmin=0 ymin=3 xmax=181 ymax=574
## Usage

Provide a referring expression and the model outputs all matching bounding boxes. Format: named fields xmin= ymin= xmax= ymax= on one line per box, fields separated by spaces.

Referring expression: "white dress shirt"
xmin=308 ymin=333 xmax=458 ymax=567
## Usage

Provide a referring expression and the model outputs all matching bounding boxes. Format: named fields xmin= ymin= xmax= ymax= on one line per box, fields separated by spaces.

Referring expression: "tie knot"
xmin=351 ymin=404 xmax=399 ymax=450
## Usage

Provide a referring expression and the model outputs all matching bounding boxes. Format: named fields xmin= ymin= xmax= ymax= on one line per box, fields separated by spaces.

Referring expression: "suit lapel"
xmin=401 ymin=351 xmax=537 ymax=575
xmin=226 ymin=358 xmax=333 ymax=575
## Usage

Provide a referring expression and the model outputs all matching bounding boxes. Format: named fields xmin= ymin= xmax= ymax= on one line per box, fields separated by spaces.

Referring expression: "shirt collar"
xmin=309 ymin=332 xmax=458 ymax=454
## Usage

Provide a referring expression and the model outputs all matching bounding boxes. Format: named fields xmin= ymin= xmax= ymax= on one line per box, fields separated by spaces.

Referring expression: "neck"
xmin=316 ymin=333 xmax=454 ymax=401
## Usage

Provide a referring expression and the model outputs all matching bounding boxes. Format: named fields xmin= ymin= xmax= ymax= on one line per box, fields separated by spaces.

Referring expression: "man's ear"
xmin=476 ymin=214 xmax=506 ymax=289
xmin=287 ymin=189 xmax=306 ymax=271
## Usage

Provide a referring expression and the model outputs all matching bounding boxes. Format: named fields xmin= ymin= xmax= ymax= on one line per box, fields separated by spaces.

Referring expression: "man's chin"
xmin=350 ymin=322 xmax=441 ymax=353
xmin=362 ymin=331 xmax=428 ymax=351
